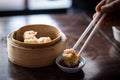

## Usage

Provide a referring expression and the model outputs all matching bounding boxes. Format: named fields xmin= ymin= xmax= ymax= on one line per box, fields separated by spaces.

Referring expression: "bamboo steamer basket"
xmin=7 ymin=24 xmax=67 ymax=68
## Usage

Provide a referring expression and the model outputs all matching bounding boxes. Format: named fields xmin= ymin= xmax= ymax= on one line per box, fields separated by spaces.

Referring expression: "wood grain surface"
xmin=0 ymin=13 xmax=120 ymax=80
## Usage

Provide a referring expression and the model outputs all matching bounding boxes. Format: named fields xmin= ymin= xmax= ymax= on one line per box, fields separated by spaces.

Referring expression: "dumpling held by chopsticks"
xmin=62 ymin=48 xmax=80 ymax=67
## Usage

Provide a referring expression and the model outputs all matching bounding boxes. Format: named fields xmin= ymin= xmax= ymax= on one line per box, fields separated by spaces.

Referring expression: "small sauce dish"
xmin=56 ymin=55 xmax=86 ymax=73
xmin=112 ymin=26 xmax=120 ymax=43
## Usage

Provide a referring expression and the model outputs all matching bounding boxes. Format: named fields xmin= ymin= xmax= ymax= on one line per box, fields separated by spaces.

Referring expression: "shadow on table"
xmin=109 ymin=41 xmax=120 ymax=58
xmin=8 ymin=61 xmax=85 ymax=80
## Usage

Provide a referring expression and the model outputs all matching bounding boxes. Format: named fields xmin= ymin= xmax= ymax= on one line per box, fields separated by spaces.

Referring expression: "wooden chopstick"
xmin=72 ymin=0 xmax=110 ymax=56
xmin=77 ymin=0 xmax=110 ymax=55
xmin=73 ymin=12 xmax=102 ymax=50
xmin=78 ymin=13 xmax=106 ymax=55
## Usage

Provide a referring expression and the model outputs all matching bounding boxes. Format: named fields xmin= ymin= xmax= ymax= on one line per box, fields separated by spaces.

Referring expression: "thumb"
xmin=95 ymin=0 xmax=106 ymax=12
xmin=101 ymin=0 xmax=120 ymax=13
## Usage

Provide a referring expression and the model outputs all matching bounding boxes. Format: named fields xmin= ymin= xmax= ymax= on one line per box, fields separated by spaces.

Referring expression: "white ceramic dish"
xmin=56 ymin=55 xmax=86 ymax=73
xmin=112 ymin=26 xmax=120 ymax=43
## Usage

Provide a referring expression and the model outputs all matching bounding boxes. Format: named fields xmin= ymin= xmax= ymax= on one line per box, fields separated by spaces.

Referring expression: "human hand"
xmin=94 ymin=0 xmax=120 ymax=27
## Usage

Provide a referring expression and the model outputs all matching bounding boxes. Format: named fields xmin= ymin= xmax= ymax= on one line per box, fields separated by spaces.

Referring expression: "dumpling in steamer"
xmin=24 ymin=36 xmax=39 ymax=44
xmin=23 ymin=30 xmax=52 ymax=44
xmin=23 ymin=31 xmax=39 ymax=44
xmin=23 ymin=30 xmax=37 ymax=39
xmin=38 ymin=37 xmax=52 ymax=44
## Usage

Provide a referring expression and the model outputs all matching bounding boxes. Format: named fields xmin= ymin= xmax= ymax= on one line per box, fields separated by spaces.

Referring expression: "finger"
xmin=101 ymin=0 xmax=120 ymax=13
xmin=95 ymin=0 xmax=106 ymax=12
xmin=102 ymin=12 xmax=120 ymax=27
xmin=108 ymin=12 xmax=120 ymax=26
xmin=93 ymin=13 xmax=97 ymax=19
xmin=103 ymin=19 xmax=120 ymax=27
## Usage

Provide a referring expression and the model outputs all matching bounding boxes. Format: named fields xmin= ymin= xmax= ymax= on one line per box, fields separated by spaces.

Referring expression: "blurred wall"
xmin=72 ymin=0 xmax=101 ymax=13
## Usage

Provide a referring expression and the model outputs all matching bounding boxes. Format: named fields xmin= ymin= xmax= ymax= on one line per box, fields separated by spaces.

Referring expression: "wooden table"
xmin=0 ymin=13 xmax=120 ymax=80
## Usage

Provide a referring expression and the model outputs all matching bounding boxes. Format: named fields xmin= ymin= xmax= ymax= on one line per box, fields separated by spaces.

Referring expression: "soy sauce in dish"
xmin=59 ymin=59 xmax=80 ymax=68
